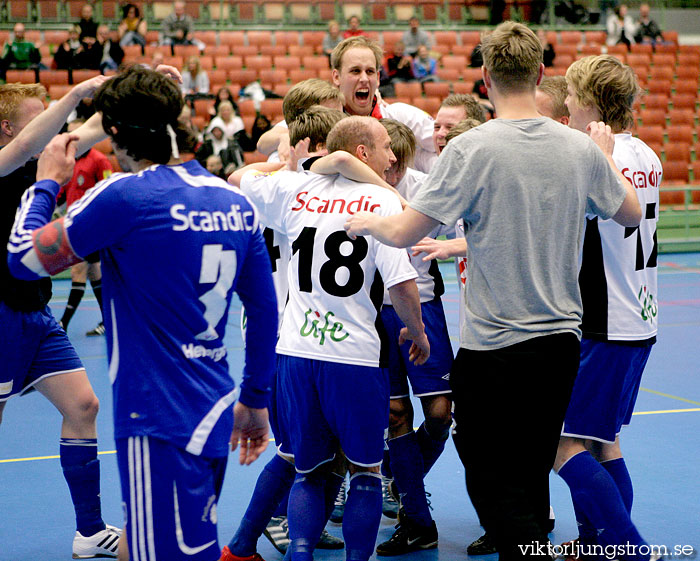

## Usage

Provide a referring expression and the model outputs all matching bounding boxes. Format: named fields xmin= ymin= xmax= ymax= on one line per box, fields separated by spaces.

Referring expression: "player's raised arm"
xmin=7 ymin=133 xmax=82 ymax=280
xmin=0 ymin=76 xmax=108 ymax=177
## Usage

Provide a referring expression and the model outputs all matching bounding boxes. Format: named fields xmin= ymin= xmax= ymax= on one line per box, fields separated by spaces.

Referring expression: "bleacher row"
xmin=3 ymin=26 xmax=700 ymax=201
xmin=2 ymin=0 xmax=505 ymax=27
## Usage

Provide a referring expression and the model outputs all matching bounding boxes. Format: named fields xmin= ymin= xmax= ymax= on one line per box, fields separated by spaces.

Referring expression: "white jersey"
xmin=383 ymin=168 xmax=445 ymax=305
xmin=378 ymin=102 xmax=437 ymax=174
xmin=579 ymin=133 xmax=661 ymax=342
xmin=241 ymin=169 xmax=417 ymax=367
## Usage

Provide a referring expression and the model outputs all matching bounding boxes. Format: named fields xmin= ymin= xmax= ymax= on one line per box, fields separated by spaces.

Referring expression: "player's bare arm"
xmin=587 ymin=120 xmax=641 ymax=227
xmin=411 ymin=237 xmax=467 ymax=261
xmin=345 ymin=206 xmax=438 ymax=248
xmin=257 ymin=125 xmax=289 ymax=156
xmin=387 ymin=279 xmax=430 ymax=365
xmin=228 ymin=161 xmax=286 ymax=187
xmin=0 ymin=75 xmax=108 ymax=177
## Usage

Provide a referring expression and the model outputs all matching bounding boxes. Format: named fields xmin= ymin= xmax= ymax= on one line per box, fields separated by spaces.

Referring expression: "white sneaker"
xmin=72 ymin=524 xmax=121 ymax=559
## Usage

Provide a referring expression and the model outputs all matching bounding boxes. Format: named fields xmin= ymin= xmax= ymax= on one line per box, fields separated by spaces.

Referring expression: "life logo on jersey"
xmin=300 ymin=309 xmax=350 ymax=345
xmin=637 ymin=284 xmax=657 ymax=323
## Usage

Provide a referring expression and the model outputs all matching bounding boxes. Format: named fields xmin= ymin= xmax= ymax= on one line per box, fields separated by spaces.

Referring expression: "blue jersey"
xmin=8 ymin=160 xmax=277 ymax=457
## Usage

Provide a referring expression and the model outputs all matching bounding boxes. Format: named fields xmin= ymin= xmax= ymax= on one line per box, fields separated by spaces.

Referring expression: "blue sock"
xmin=558 ymin=452 xmax=649 ymax=561
xmin=415 ymin=422 xmax=448 ymax=475
xmin=388 ymin=432 xmax=432 ymax=527
xmin=59 ymin=438 xmax=105 ymax=537
xmin=229 ymin=454 xmax=296 ymax=556
xmin=602 ymin=457 xmax=634 ymax=514
xmin=572 ymin=497 xmax=599 ymax=549
xmin=273 ymin=485 xmax=291 ymax=517
xmin=287 ymin=472 xmax=328 ymax=561
xmin=343 ymin=472 xmax=383 ymax=561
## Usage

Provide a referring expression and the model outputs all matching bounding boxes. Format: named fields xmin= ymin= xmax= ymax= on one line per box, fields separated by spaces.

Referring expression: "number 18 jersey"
xmin=241 ymin=169 xmax=417 ymax=367
xmin=579 ymin=133 xmax=661 ymax=342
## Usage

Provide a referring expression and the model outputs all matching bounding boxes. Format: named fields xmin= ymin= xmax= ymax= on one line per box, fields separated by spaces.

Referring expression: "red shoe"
xmin=220 ymin=545 xmax=267 ymax=561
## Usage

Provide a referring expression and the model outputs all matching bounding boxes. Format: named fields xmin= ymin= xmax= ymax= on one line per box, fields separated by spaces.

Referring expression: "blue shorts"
xmin=562 ymin=338 xmax=653 ymax=444
xmin=0 ymin=302 xmax=83 ymax=401
xmin=276 ymin=355 xmax=389 ymax=472
xmin=116 ymin=436 xmax=227 ymax=561
xmin=381 ymin=299 xmax=453 ymax=399
xmin=267 ymin=354 xmax=294 ymax=459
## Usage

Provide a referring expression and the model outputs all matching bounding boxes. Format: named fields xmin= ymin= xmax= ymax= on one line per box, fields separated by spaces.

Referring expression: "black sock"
xmin=60 ymin=282 xmax=86 ymax=328
xmin=90 ymin=279 xmax=104 ymax=316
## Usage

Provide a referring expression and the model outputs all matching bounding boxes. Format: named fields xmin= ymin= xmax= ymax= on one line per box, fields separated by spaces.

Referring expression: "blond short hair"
xmin=289 ymin=105 xmax=346 ymax=148
xmin=445 ymin=118 xmax=482 ymax=144
xmin=282 ymin=78 xmax=345 ymax=123
xmin=380 ymin=118 xmax=415 ymax=170
xmin=326 ymin=115 xmax=377 ymax=154
xmin=441 ymin=94 xmax=486 ymax=123
xmin=481 ymin=21 xmax=543 ymax=94
xmin=0 ymin=83 xmax=46 ymax=123
xmin=330 ymin=36 xmax=383 ymax=73
xmin=566 ymin=55 xmax=640 ymax=133
xmin=537 ymin=75 xmax=569 ymax=120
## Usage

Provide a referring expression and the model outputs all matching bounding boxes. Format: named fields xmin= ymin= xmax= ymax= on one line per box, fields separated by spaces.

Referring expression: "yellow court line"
xmin=632 ymin=407 xmax=700 ymax=416
xmin=640 ymin=387 xmax=700 ymax=407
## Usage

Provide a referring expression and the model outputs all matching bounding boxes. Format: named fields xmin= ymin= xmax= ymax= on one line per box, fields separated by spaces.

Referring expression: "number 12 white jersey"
xmin=241 ymin=169 xmax=417 ymax=367
xmin=579 ymin=133 xmax=661 ymax=342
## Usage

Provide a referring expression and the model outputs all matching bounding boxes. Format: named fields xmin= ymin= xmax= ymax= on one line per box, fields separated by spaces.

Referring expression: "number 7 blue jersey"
xmin=11 ymin=160 xmax=278 ymax=457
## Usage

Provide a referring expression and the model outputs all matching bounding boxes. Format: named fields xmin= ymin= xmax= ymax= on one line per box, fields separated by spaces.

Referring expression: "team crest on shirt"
xmin=300 ymin=309 xmax=349 ymax=345
xmin=637 ymin=284 xmax=657 ymax=323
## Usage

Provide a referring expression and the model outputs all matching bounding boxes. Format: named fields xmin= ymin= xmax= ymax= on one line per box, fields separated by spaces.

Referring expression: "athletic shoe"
xmin=220 ymin=546 xmax=266 ymax=561
xmin=316 ymin=529 xmax=344 ymax=550
xmin=382 ymin=477 xmax=399 ymax=519
xmin=467 ymin=533 xmax=497 ymax=556
xmin=72 ymin=524 xmax=121 ymax=559
xmin=262 ymin=516 xmax=290 ymax=554
xmin=86 ymin=322 xmax=105 ymax=336
xmin=330 ymin=477 xmax=346 ymax=523
xmin=375 ymin=519 xmax=438 ymax=556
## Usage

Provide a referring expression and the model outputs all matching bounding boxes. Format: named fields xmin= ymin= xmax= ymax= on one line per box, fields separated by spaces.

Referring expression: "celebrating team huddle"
xmin=2 ymin=20 xmax=661 ymax=561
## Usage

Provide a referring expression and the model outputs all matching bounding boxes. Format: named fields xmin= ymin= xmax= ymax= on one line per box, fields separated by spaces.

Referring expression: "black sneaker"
xmin=467 ymin=533 xmax=497 ymax=556
xmin=329 ymin=477 xmax=346 ymax=523
xmin=86 ymin=322 xmax=105 ymax=336
xmin=376 ymin=519 xmax=438 ymax=556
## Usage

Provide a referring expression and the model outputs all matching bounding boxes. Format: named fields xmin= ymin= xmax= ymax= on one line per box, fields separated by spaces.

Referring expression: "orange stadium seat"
xmin=247 ymin=31 xmax=273 ymax=48
xmin=174 ymin=45 xmax=200 ymax=58
xmin=40 ymin=69 xmax=70 ymax=86
xmin=650 ymin=66 xmax=674 ymax=82
xmin=460 ymin=31 xmax=481 ymax=45
xmin=382 ymin=31 xmax=404 ymax=52
xmin=395 ymin=82 xmax=422 ymax=99
xmin=301 ymin=32 xmax=325 ymax=50
xmin=627 ymin=54 xmax=651 ymax=68
xmin=584 ymin=31 xmax=606 ymax=45
xmin=274 ymin=56 xmax=301 ymax=72
xmin=654 ymin=44 xmax=677 ymax=55
xmin=668 ymin=108 xmax=695 ymax=127
xmin=662 ymin=31 xmax=679 ymax=45
xmin=675 ymin=67 xmax=700 ymax=82
xmin=664 ymin=142 xmax=691 ymax=163
xmin=559 ymin=31 xmax=582 ymax=45
xmin=208 ymin=69 xmax=227 ymax=85
xmin=215 ymin=56 xmax=243 ymax=71
xmin=639 ymin=109 xmax=666 ymax=127
xmin=670 ymin=93 xmax=697 ymax=111
xmin=434 ymin=31 xmax=458 ymax=48
xmin=289 ymin=69 xmax=318 ymax=83
xmin=229 ymin=69 xmax=257 ymax=85
xmin=260 ymin=45 xmax=287 ymax=57
xmin=6 ymin=69 xmax=37 ymax=84
xmin=660 ymin=161 xmax=689 ymax=188
xmin=643 ymin=94 xmax=669 ymax=110
xmin=630 ymin=43 xmax=653 ymax=54
xmin=436 ymin=68 xmax=459 ymax=82
xmin=636 ymin=125 xmax=664 ymax=145
xmin=451 ymin=44 xmax=472 ymax=57
xmin=647 ymin=80 xmax=672 ymax=96
xmin=452 ymin=81 xmax=475 ymax=95
xmin=651 ymin=54 xmax=675 ymax=68
xmin=273 ymin=83 xmax=292 ymax=97
xmin=72 ymin=70 xmax=100 ymax=83
xmin=412 ymin=97 xmax=441 ymax=115
xmin=219 ymin=32 xmax=246 ymax=49
xmin=288 ymin=45 xmax=314 ymax=57
xmin=579 ymin=44 xmax=602 ymax=56
xmin=667 ymin=125 xmax=694 ymax=144
xmin=199 ymin=56 xmax=214 ymax=70
xmin=302 ymin=56 xmax=329 ymax=71
xmin=275 ymin=31 xmax=300 ymax=48
xmin=423 ymin=81 xmax=450 ymax=99
xmin=462 ymin=68 xmax=482 ymax=82
xmin=193 ymin=31 xmax=217 ymax=47
xmin=556 ymin=44 xmax=578 ymax=59
xmin=441 ymin=55 xmax=467 ymax=71
xmin=259 ymin=69 xmax=288 ymax=85
xmin=244 ymin=55 xmax=273 ymax=71
xmin=49 ymin=84 xmax=72 ymax=99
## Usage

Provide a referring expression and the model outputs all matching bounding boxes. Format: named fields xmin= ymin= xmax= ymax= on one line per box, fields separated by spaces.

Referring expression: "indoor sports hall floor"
xmin=1 ymin=256 xmax=699 ymax=561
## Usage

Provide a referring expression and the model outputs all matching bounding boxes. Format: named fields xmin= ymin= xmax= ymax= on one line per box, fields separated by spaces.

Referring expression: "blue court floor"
xmin=1 ymin=256 xmax=699 ymax=561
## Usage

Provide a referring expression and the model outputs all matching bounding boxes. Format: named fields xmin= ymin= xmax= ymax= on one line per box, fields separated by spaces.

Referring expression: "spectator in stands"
xmin=181 ymin=55 xmax=210 ymax=98
xmin=634 ymin=3 xmax=663 ymax=44
xmin=0 ymin=23 xmax=41 ymax=79
xmin=161 ymin=1 xmax=205 ymax=52
xmin=537 ymin=29 xmax=556 ymax=68
xmin=79 ymin=24 xmax=124 ymax=72
xmin=210 ymin=86 xmax=239 ymax=119
xmin=402 ymin=17 xmax=433 ymax=57
xmin=323 ymin=20 xmax=343 ymax=61
xmin=54 ymin=25 xmax=84 ymax=70
xmin=205 ymin=154 xmax=227 ymax=179
xmin=207 ymin=100 xmax=244 ymax=139
xmin=236 ymin=112 xmax=272 ymax=152
xmin=606 ymin=4 xmax=636 ymax=48
xmin=77 ymin=3 xmax=98 ymax=44
xmin=382 ymin=41 xmax=415 ymax=90
xmin=412 ymin=45 xmax=438 ymax=83
xmin=118 ymin=3 xmax=147 ymax=49
xmin=343 ymin=15 xmax=367 ymax=39
xmin=196 ymin=123 xmax=244 ymax=173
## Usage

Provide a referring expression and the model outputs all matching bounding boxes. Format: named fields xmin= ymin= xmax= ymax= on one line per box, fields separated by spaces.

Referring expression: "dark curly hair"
xmin=94 ymin=66 xmax=195 ymax=164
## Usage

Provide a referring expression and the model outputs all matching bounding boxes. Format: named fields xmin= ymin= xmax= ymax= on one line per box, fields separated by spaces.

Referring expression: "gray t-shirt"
xmin=410 ymin=118 xmax=627 ymax=350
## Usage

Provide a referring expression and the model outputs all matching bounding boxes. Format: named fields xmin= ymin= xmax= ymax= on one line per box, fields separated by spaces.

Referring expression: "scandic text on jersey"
xmin=291 ymin=192 xmax=382 ymax=214
xmin=170 ymin=203 xmax=256 ymax=232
